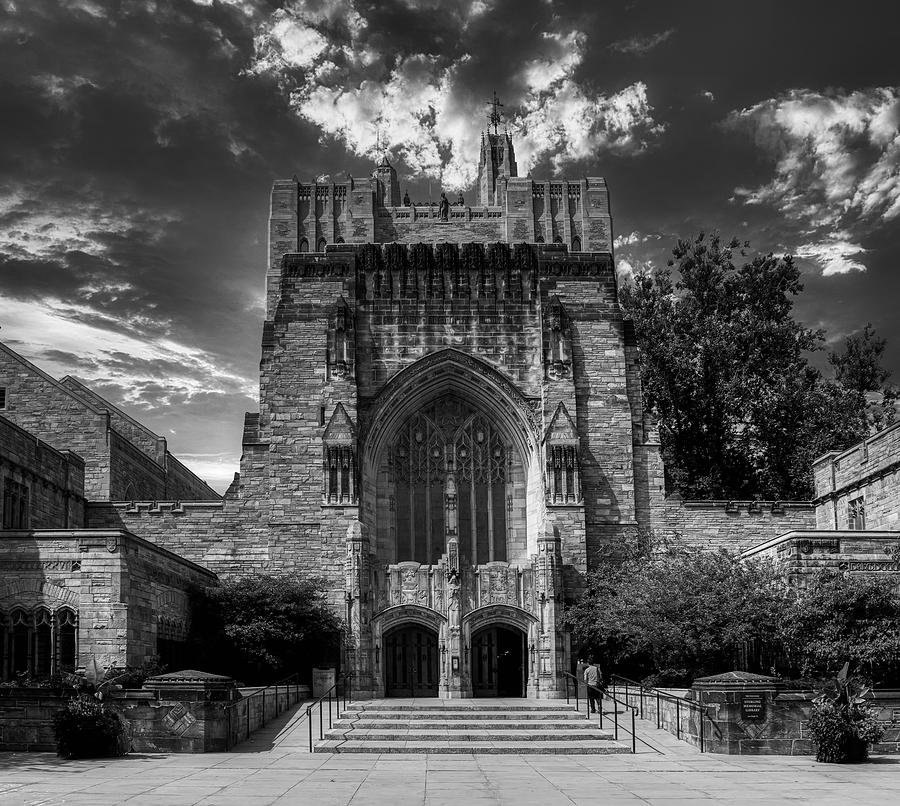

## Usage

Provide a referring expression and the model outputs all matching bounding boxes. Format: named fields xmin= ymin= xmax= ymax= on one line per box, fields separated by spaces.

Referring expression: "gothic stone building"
xmin=9 ymin=130 xmax=853 ymax=698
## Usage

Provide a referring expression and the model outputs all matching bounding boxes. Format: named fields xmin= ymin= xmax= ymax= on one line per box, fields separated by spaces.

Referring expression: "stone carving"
xmin=439 ymin=192 xmax=450 ymax=221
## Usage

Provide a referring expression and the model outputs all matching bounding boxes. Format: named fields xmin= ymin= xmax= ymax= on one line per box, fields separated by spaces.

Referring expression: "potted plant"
xmin=807 ymin=662 xmax=884 ymax=763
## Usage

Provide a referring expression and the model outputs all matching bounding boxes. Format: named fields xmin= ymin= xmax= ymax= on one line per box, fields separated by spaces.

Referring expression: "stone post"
xmin=345 ymin=520 xmax=374 ymax=698
xmin=534 ymin=523 xmax=565 ymax=698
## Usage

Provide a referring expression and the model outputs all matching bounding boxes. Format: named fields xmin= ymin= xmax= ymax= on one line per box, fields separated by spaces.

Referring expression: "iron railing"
xmin=307 ymin=672 xmax=352 ymax=752
xmin=609 ymin=674 xmax=708 ymax=752
xmin=563 ymin=671 xmax=654 ymax=753
xmin=223 ymin=673 xmax=303 ymax=751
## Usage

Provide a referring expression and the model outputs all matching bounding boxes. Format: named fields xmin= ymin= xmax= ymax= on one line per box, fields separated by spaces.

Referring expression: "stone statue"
xmin=439 ymin=192 xmax=450 ymax=221
xmin=403 ymin=190 xmax=410 ymax=206
xmin=456 ymin=192 xmax=464 ymax=206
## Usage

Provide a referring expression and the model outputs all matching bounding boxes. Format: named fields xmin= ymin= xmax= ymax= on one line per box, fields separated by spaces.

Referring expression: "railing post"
xmin=565 ymin=674 xmax=570 ymax=704
xmin=262 ymin=688 xmax=266 ymax=728
xmin=328 ymin=688 xmax=333 ymax=728
xmin=656 ymin=692 xmax=661 ymax=730
xmin=631 ymin=707 xmax=636 ymax=754
xmin=639 ymin=686 xmax=644 ymax=720
xmin=614 ymin=698 xmax=619 ymax=741
xmin=307 ymin=706 xmax=313 ymax=752
xmin=598 ymin=687 xmax=603 ymax=728
xmin=676 ymin=699 xmax=681 ymax=740
xmin=319 ymin=699 xmax=323 ymax=741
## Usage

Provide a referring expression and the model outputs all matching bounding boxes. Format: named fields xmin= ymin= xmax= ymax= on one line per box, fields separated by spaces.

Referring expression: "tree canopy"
xmin=565 ymin=543 xmax=900 ymax=687
xmin=189 ymin=574 xmax=344 ymax=684
xmin=620 ymin=233 xmax=869 ymax=499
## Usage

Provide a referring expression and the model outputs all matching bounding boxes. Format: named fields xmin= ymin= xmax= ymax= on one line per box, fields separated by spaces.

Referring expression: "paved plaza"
xmin=1 ymin=702 xmax=898 ymax=805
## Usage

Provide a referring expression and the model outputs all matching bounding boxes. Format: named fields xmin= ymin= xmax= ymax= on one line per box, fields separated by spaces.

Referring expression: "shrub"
xmin=53 ymin=694 xmax=129 ymax=759
xmin=807 ymin=665 xmax=885 ymax=763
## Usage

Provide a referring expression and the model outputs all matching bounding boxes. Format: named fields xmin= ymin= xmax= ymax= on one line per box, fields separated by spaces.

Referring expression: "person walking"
xmin=575 ymin=657 xmax=588 ymax=700
xmin=584 ymin=658 xmax=601 ymax=714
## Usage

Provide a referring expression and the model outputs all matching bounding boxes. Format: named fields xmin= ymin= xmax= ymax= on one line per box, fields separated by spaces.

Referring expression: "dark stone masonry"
xmin=1 ymin=125 xmax=897 ymax=712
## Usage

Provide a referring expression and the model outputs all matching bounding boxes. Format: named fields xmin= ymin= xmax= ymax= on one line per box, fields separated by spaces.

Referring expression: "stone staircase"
xmin=314 ymin=699 xmax=630 ymax=754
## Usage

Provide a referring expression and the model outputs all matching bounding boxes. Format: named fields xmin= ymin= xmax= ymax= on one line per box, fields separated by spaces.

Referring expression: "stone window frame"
xmin=0 ymin=605 xmax=78 ymax=680
xmin=848 ymin=495 xmax=866 ymax=530
xmin=1 ymin=475 xmax=29 ymax=530
xmin=0 ymin=386 xmax=6 ymax=409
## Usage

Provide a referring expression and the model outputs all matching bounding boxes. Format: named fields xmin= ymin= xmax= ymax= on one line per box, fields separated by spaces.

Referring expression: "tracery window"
xmin=848 ymin=496 xmax=866 ymax=530
xmin=1 ymin=607 xmax=77 ymax=680
xmin=2 ymin=478 xmax=28 ymax=529
xmin=390 ymin=397 xmax=509 ymax=566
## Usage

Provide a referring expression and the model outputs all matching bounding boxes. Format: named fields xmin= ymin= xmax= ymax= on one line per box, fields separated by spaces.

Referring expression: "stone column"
xmin=534 ymin=523 xmax=565 ymax=698
xmin=345 ymin=520 xmax=374 ymax=698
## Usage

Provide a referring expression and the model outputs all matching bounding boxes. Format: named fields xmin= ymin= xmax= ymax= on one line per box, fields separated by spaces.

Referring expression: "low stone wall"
xmin=659 ymin=497 xmax=815 ymax=554
xmin=0 ymin=688 xmax=69 ymax=751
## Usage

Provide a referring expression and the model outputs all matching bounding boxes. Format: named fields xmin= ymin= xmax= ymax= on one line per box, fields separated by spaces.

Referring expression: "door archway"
xmin=471 ymin=624 xmax=526 ymax=697
xmin=384 ymin=623 xmax=439 ymax=697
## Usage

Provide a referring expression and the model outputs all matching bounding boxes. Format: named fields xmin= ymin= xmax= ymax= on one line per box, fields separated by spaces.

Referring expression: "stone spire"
xmin=476 ymin=92 xmax=517 ymax=206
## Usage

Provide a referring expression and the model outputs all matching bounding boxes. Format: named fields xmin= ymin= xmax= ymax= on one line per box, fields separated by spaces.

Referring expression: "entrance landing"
xmin=315 ymin=698 xmax=630 ymax=754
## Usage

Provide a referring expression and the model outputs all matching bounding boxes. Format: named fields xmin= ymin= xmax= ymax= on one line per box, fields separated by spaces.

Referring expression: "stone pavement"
xmin=1 ymin=701 xmax=898 ymax=805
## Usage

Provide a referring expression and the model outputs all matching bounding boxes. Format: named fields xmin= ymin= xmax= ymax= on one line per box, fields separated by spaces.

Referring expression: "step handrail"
xmin=608 ymin=673 xmax=707 ymax=752
xmin=306 ymin=672 xmax=352 ymax=752
xmin=564 ymin=671 xmax=664 ymax=754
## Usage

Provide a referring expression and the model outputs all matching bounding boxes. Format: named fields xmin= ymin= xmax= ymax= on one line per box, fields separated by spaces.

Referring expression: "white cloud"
xmin=795 ymin=233 xmax=867 ymax=276
xmin=245 ymin=3 xmax=663 ymax=189
xmin=1 ymin=297 xmax=257 ymax=405
xmin=614 ymin=231 xmax=642 ymax=248
xmin=725 ymin=87 xmax=900 ymax=273
xmin=609 ymin=29 xmax=675 ymax=55
xmin=701 ymin=90 xmax=715 ymax=103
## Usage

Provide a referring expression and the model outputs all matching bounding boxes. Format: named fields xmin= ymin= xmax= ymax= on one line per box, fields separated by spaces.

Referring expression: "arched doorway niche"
xmin=361 ymin=351 xmax=544 ymax=569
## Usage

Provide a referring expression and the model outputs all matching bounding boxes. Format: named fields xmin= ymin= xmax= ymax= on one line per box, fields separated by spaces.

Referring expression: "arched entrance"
xmin=384 ymin=624 xmax=439 ymax=697
xmin=471 ymin=624 xmax=527 ymax=697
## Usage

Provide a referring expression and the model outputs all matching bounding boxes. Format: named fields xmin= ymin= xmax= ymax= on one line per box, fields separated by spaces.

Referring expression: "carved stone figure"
xmin=439 ymin=192 xmax=450 ymax=221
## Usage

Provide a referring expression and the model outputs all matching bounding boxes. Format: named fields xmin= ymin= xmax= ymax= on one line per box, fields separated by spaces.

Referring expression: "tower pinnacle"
xmin=487 ymin=91 xmax=504 ymax=135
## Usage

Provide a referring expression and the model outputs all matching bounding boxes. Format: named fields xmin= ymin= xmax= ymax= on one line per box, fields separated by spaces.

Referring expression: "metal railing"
xmin=563 ymin=671 xmax=654 ymax=754
xmin=609 ymin=674 xmax=708 ymax=753
xmin=307 ymin=672 xmax=352 ymax=752
xmin=223 ymin=673 xmax=303 ymax=751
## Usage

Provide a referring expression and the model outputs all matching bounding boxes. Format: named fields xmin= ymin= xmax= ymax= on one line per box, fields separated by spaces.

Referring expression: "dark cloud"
xmin=1 ymin=0 xmax=899 ymax=491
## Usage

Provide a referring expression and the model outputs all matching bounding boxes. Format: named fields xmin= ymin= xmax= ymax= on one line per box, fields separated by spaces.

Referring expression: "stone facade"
xmin=660 ymin=497 xmax=815 ymax=554
xmin=0 ymin=414 xmax=85 ymax=530
xmin=0 ymin=529 xmax=217 ymax=679
xmin=813 ymin=419 xmax=900 ymax=531
xmin=0 ymin=343 xmax=220 ymax=502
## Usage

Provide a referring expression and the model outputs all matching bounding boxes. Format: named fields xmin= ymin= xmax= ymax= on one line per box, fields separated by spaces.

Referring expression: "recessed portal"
xmin=471 ymin=625 xmax=526 ymax=697
xmin=384 ymin=624 xmax=439 ymax=697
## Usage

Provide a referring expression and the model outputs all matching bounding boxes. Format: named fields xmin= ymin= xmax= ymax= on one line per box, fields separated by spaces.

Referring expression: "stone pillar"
xmin=345 ymin=520 xmax=374 ymax=698
xmin=534 ymin=523 xmax=566 ymax=698
xmin=690 ymin=671 xmax=812 ymax=755
xmin=440 ymin=537 xmax=466 ymax=698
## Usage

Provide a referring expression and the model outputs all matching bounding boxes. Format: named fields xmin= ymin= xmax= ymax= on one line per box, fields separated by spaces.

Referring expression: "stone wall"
xmin=813 ymin=420 xmax=900 ymax=530
xmin=0 ymin=530 xmax=217 ymax=675
xmin=0 ymin=415 xmax=85 ymax=529
xmin=0 ymin=689 xmax=69 ymax=750
xmin=0 ymin=342 xmax=219 ymax=503
xmin=659 ymin=497 xmax=816 ymax=554
xmin=740 ymin=530 xmax=900 ymax=584
xmin=0 ymin=342 xmax=112 ymax=499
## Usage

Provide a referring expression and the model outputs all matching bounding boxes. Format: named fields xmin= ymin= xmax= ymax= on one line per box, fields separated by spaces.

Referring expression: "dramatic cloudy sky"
xmin=1 ymin=1 xmax=899 ymax=492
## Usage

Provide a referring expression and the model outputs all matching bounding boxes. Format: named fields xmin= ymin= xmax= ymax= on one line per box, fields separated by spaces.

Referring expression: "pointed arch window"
xmin=317 ymin=238 xmax=327 ymax=252
xmin=571 ymin=236 xmax=581 ymax=252
xmin=299 ymin=238 xmax=309 ymax=253
xmin=1 ymin=606 xmax=78 ymax=680
xmin=390 ymin=398 xmax=509 ymax=565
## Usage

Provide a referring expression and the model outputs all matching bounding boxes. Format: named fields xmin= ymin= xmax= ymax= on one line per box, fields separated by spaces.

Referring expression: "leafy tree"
xmin=783 ymin=570 xmax=900 ymax=684
xmin=620 ymin=233 xmax=867 ymax=499
xmin=190 ymin=574 xmax=344 ymax=684
xmin=829 ymin=323 xmax=897 ymax=432
xmin=565 ymin=543 xmax=793 ymax=685
xmin=829 ymin=323 xmax=891 ymax=395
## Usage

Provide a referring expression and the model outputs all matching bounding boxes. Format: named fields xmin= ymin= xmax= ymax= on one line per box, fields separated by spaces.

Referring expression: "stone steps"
xmin=313 ymin=699 xmax=630 ymax=754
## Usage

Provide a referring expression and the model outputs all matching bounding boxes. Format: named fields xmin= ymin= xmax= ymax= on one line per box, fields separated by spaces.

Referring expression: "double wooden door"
xmin=471 ymin=626 xmax=526 ymax=697
xmin=384 ymin=626 xmax=439 ymax=696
